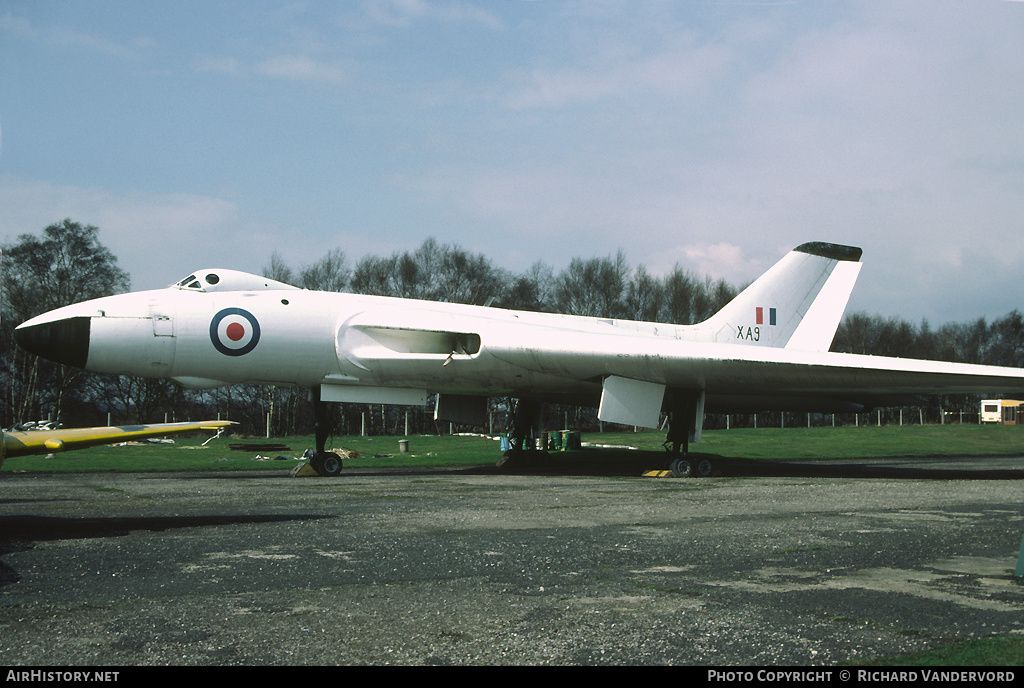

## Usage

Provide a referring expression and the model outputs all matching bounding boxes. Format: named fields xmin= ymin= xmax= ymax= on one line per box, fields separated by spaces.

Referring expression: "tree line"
xmin=262 ymin=236 xmax=740 ymax=324
xmin=3 ymin=220 xmax=1022 ymax=436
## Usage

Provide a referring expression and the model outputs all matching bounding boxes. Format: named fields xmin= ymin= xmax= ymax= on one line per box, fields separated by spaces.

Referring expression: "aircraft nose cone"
xmin=13 ymin=316 xmax=91 ymax=369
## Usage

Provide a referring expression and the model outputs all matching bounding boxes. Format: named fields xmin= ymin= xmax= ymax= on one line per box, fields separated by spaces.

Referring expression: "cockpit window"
xmin=175 ymin=275 xmax=203 ymax=290
xmin=172 ymin=269 xmax=300 ymax=292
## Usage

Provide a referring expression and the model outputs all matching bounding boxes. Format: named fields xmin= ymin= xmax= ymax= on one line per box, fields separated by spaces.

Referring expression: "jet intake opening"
xmin=357 ymin=327 xmax=481 ymax=356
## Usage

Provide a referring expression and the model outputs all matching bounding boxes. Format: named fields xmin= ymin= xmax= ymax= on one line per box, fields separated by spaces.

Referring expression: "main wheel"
xmin=696 ymin=457 xmax=714 ymax=477
xmin=669 ymin=456 xmax=694 ymax=478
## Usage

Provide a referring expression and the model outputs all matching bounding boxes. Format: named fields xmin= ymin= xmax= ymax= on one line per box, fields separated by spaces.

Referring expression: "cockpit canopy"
xmin=172 ymin=270 xmax=299 ymax=293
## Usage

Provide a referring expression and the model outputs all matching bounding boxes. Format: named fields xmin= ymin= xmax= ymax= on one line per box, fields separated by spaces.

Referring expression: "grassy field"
xmin=4 ymin=422 xmax=1024 ymax=474
xmin=847 ymin=635 xmax=1024 ymax=667
xmin=1 ymin=428 xmax=506 ymax=473
xmin=3 ymin=422 xmax=1023 ymax=665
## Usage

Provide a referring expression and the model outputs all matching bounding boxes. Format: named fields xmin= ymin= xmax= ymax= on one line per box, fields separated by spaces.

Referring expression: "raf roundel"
xmin=210 ymin=308 xmax=261 ymax=356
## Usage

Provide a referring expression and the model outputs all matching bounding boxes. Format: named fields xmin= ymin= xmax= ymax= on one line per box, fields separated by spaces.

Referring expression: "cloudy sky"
xmin=2 ymin=0 xmax=1022 ymax=325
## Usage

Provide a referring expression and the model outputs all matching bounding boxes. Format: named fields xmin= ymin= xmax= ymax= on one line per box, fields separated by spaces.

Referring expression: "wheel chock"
xmin=290 ymin=462 xmax=320 ymax=477
xmin=642 ymin=469 xmax=674 ymax=478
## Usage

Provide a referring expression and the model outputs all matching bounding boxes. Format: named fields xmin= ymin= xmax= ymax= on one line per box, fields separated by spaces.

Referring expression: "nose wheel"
xmin=309 ymin=450 xmax=343 ymax=477
xmin=308 ymin=387 xmax=343 ymax=476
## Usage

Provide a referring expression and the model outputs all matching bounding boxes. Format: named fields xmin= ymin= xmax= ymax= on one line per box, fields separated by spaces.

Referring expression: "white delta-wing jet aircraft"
xmin=13 ymin=241 xmax=1024 ymax=477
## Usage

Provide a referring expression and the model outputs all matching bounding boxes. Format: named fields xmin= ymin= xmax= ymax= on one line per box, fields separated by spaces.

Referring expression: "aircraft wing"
xmin=673 ymin=346 xmax=1024 ymax=410
xmin=484 ymin=326 xmax=1024 ymax=417
xmin=1 ymin=420 xmax=236 ymax=464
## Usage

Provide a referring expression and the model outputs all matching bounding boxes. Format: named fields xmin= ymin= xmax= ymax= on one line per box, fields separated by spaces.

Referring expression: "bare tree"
xmin=503 ymin=261 xmax=555 ymax=312
xmin=624 ymin=265 xmax=663 ymax=322
xmin=263 ymin=251 xmax=294 ymax=285
xmin=299 ymin=247 xmax=349 ymax=292
xmin=662 ymin=266 xmax=700 ymax=325
xmin=555 ymin=251 xmax=629 ymax=318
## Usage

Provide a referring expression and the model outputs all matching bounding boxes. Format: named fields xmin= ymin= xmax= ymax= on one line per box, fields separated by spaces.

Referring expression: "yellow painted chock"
xmin=642 ymin=470 xmax=674 ymax=478
xmin=290 ymin=462 xmax=320 ymax=477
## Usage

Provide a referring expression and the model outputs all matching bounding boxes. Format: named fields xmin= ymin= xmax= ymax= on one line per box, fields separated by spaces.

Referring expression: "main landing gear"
xmin=662 ymin=398 xmax=715 ymax=479
xmin=666 ymin=454 xmax=715 ymax=479
xmin=495 ymin=398 xmax=546 ymax=471
xmin=309 ymin=388 xmax=343 ymax=477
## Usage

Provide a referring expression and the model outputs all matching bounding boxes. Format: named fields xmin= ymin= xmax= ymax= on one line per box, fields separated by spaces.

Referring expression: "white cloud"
xmin=0 ymin=175 xmax=283 ymax=290
xmin=194 ymin=53 xmax=348 ymax=85
xmin=0 ymin=12 xmax=35 ymax=39
xmin=680 ymin=243 xmax=764 ymax=285
xmin=353 ymin=0 xmax=502 ymax=29
xmin=255 ymin=54 xmax=348 ymax=84
xmin=504 ymin=32 xmax=733 ymax=110
xmin=0 ymin=11 xmax=153 ymax=61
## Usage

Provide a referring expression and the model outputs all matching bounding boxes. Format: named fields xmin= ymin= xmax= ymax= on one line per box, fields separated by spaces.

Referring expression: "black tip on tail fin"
xmin=794 ymin=242 xmax=862 ymax=262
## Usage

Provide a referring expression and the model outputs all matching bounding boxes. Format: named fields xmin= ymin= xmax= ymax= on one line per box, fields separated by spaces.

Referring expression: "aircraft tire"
xmin=696 ymin=458 xmax=714 ymax=478
xmin=669 ymin=457 xmax=694 ymax=478
xmin=315 ymin=452 xmax=343 ymax=477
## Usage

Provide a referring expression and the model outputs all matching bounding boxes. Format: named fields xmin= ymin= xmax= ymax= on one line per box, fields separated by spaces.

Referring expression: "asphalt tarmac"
xmin=2 ymin=453 xmax=1023 ymax=666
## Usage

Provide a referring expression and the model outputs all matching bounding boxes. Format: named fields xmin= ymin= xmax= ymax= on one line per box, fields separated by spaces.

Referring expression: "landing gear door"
xmin=598 ymin=376 xmax=666 ymax=429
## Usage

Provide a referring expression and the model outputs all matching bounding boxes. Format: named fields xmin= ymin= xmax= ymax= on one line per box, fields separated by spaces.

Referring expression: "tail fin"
xmin=702 ymin=242 xmax=862 ymax=352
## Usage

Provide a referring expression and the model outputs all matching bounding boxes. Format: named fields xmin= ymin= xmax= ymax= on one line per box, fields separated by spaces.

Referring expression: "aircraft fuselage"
xmin=15 ymin=284 xmax=727 ymax=408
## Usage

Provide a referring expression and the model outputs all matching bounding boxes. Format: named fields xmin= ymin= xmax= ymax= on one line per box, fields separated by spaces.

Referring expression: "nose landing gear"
xmin=307 ymin=387 xmax=343 ymax=477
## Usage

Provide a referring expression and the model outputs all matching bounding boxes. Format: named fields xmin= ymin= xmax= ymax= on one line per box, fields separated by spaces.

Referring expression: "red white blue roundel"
xmin=210 ymin=308 xmax=261 ymax=356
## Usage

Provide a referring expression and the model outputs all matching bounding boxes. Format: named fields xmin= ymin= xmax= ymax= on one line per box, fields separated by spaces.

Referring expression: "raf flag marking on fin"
xmin=756 ymin=307 xmax=777 ymax=326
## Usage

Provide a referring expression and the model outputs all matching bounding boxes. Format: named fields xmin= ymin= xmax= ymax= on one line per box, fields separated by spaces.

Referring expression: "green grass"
xmin=596 ymin=423 xmax=1024 ymax=460
xmin=1 ymin=431 xmax=506 ymax=473
xmin=4 ymin=423 xmax=1024 ymax=473
xmin=699 ymin=423 xmax=1024 ymax=460
xmin=848 ymin=635 xmax=1024 ymax=666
